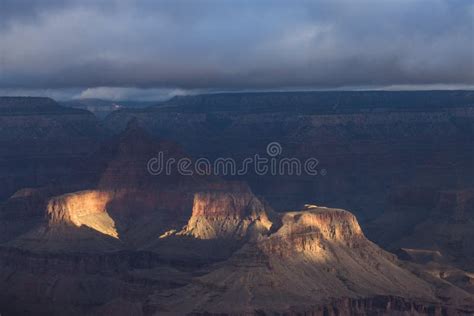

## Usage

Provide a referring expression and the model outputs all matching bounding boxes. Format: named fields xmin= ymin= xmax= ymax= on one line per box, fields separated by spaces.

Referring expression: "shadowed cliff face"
xmin=1 ymin=121 xmax=211 ymax=253
xmin=100 ymin=92 xmax=474 ymax=285
xmin=1 ymin=121 xmax=471 ymax=314
xmin=0 ymin=97 xmax=102 ymax=200
xmin=103 ymin=92 xmax=474 ymax=224
xmin=149 ymin=206 xmax=461 ymax=315
xmin=0 ymin=93 xmax=474 ymax=315
xmin=4 ymin=191 xmax=473 ymax=315
xmin=1 ymin=121 xmax=274 ymax=254
xmin=382 ymin=189 xmax=474 ymax=271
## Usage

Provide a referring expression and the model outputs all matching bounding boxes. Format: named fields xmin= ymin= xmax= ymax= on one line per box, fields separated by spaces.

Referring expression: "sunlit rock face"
xmin=261 ymin=205 xmax=365 ymax=256
xmin=1 ymin=97 xmax=473 ymax=314
xmin=181 ymin=189 xmax=273 ymax=240
xmin=103 ymin=92 xmax=474 ymax=223
xmin=47 ymin=190 xmax=119 ymax=238
xmin=1 ymin=177 xmax=473 ymax=314
xmin=150 ymin=206 xmax=438 ymax=315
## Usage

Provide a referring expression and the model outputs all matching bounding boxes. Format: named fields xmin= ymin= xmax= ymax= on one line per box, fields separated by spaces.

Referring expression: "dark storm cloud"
xmin=0 ymin=0 xmax=114 ymax=29
xmin=0 ymin=0 xmax=473 ymax=92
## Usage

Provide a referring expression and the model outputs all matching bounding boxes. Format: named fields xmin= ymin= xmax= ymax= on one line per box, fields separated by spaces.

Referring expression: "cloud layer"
xmin=1 ymin=0 xmax=473 ymax=94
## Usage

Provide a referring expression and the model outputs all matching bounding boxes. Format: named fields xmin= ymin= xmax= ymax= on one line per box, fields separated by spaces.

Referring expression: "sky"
xmin=0 ymin=0 xmax=473 ymax=100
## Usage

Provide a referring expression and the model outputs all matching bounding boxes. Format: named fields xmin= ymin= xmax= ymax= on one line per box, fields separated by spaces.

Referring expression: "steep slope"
xmin=1 ymin=96 xmax=473 ymax=314
xmin=149 ymin=205 xmax=471 ymax=314
xmin=1 ymin=190 xmax=473 ymax=314
xmin=367 ymin=186 xmax=474 ymax=271
xmin=0 ymin=97 xmax=102 ymax=200
xmin=179 ymin=184 xmax=274 ymax=240
xmin=395 ymin=189 xmax=474 ymax=270
xmin=6 ymin=189 xmax=122 ymax=253
xmin=47 ymin=190 xmax=119 ymax=238
xmin=104 ymin=91 xmax=474 ymax=223
xmin=1 ymin=119 xmax=221 ymax=252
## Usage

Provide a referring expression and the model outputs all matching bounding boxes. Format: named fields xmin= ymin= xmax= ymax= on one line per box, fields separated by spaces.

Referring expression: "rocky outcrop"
xmin=180 ymin=186 xmax=273 ymax=240
xmin=103 ymin=91 xmax=474 ymax=224
xmin=1 ymin=93 xmax=474 ymax=314
xmin=46 ymin=190 xmax=119 ymax=238
xmin=150 ymin=206 xmax=445 ymax=315
xmin=2 ymin=191 xmax=474 ymax=315
xmin=0 ymin=122 xmax=253 ymax=253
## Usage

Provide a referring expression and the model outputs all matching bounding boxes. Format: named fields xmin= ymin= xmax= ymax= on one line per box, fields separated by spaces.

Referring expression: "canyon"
xmin=0 ymin=92 xmax=474 ymax=315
